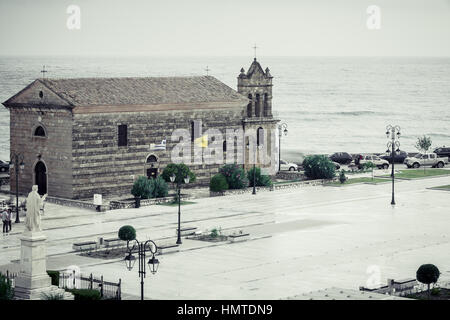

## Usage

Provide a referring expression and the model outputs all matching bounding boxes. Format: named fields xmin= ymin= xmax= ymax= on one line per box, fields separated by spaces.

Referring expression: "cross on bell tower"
xmin=252 ymin=44 xmax=258 ymax=60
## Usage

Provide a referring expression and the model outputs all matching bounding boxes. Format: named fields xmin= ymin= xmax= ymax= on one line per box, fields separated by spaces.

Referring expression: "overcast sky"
xmin=0 ymin=0 xmax=449 ymax=56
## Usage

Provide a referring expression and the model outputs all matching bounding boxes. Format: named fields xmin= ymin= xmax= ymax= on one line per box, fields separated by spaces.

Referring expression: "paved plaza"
xmin=1 ymin=173 xmax=449 ymax=299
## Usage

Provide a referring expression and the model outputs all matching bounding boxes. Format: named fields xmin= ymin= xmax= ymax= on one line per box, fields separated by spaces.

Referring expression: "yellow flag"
xmin=195 ymin=135 xmax=208 ymax=148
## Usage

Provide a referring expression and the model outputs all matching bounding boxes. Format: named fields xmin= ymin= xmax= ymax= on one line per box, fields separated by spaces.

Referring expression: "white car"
xmin=356 ymin=154 xmax=389 ymax=169
xmin=280 ymin=159 xmax=298 ymax=171
xmin=404 ymin=153 xmax=448 ymax=168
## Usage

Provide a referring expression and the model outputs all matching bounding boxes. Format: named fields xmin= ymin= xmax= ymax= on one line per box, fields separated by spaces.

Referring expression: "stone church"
xmin=3 ymin=58 xmax=279 ymax=199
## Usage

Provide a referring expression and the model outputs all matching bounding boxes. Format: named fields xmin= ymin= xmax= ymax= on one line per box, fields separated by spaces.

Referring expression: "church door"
xmin=34 ymin=161 xmax=47 ymax=195
xmin=147 ymin=168 xmax=158 ymax=179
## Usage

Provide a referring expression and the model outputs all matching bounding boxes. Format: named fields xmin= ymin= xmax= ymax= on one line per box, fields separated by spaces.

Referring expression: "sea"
xmin=0 ymin=56 xmax=449 ymax=162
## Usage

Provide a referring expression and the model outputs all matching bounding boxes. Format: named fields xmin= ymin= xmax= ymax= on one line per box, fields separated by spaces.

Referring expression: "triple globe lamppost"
xmin=386 ymin=125 xmax=401 ymax=205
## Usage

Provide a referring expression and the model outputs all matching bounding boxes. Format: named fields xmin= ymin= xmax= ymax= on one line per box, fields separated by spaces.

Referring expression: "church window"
xmin=264 ymin=93 xmax=268 ymax=116
xmin=255 ymin=94 xmax=261 ymax=117
xmin=118 ymin=124 xmax=128 ymax=147
xmin=34 ymin=126 xmax=46 ymax=137
xmin=191 ymin=120 xmax=201 ymax=142
xmin=257 ymin=127 xmax=264 ymax=146
xmin=223 ymin=140 xmax=227 ymax=152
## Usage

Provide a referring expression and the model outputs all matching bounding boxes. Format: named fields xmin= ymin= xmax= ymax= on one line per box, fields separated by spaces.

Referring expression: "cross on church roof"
xmin=205 ymin=66 xmax=210 ymax=76
xmin=40 ymin=65 xmax=48 ymax=80
xmin=253 ymin=44 xmax=258 ymax=60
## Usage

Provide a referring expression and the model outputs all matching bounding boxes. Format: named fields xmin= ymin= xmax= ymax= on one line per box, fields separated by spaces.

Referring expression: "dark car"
xmin=0 ymin=160 xmax=10 ymax=173
xmin=380 ymin=150 xmax=408 ymax=164
xmin=433 ymin=147 xmax=450 ymax=160
xmin=329 ymin=152 xmax=352 ymax=165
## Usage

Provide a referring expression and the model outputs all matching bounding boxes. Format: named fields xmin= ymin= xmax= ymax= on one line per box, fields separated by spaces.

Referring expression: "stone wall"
xmin=72 ymin=108 xmax=244 ymax=199
xmin=9 ymin=107 xmax=73 ymax=198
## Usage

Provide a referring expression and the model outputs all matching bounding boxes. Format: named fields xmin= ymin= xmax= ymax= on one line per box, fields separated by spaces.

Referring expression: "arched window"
xmin=255 ymin=94 xmax=261 ymax=117
xmin=223 ymin=140 xmax=227 ymax=152
xmin=34 ymin=126 xmax=46 ymax=137
xmin=247 ymin=94 xmax=253 ymax=118
xmin=147 ymin=155 xmax=158 ymax=163
xmin=264 ymin=93 xmax=268 ymax=116
xmin=257 ymin=127 xmax=264 ymax=146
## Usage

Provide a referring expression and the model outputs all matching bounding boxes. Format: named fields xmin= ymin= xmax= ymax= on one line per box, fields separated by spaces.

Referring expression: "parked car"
xmin=329 ymin=152 xmax=352 ymax=165
xmin=380 ymin=150 xmax=408 ymax=164
xmin=433 ymin=146 xmax=450 ymax=160
xmin=0 ymin=160 xmax=10 ymax=173
xmin=280 ymin=159 xmax=298 ymax=171
xmin=404 ymin=153 xmax=448 ymax=168
xmin=355 ymin=154 xmax=389 ymax=169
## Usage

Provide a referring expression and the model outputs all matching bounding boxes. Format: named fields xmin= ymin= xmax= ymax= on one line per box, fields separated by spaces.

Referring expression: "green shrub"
xmin=247 ymin=167 xmax=273 ymax=187
xmin=161 ymin=163 xmax=196 ymax=184
xmin=0 ymin=274 xmax=14 ymax=300
xmin=339 ymin=170 xmax=347 ymax=184
xmin=67 ymin=289 xmax=101 ymax=300
xmin=47 ymin=270 xmax=59 ymax=286
xmin=152 ymin=176 xmax=169 ymax=198
xmin=303 ymin=155 xmax=336 ymax=180
xmin=118 ymin=225 xmax=136 ymax=241
xmin=131 ymin=176 xmax=154 ymax=199
xmin=430 ymin=287 xmax=440 ymax=296
xmin=219 ymin=164 xmax=249 ymax=189
xmin=210 ymin=174 xmax=229 ymax=192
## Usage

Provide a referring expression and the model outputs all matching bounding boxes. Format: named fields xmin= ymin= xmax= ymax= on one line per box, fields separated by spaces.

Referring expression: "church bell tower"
xmin=238 ymin=58 xmax=273 ymax=118
xmin=238 ymin=58 xmax=279 ymax=174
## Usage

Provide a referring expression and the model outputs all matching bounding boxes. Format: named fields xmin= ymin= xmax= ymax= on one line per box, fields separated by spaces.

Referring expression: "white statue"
xmin=25 ymin=185 xmax=47 ymax=232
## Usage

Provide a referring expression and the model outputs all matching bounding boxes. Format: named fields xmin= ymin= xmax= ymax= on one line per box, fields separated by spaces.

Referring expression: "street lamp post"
xmin=278 ymin=123 xmax=288 ymax=172
xmin=170 ymin=174 xmax=190 ymax=245
xmin=10 ymin=153 xmax=24 ymax=223
xmin=124 ymin=239 xmax=159 ymax=301
xmin=386 ymin=125 xmax=401 ymax=205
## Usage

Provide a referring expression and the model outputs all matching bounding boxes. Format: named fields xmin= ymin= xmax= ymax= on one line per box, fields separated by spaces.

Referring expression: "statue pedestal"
xmin=14 ymin=231 xmax=73 ymax=300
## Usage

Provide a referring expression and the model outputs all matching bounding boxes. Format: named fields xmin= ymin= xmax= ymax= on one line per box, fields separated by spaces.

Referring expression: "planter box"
xmin=156 ymin=244 xmax=180 ymax=255
xmin=228 ymin=233 xmax=250 ymax=243
xmin=73 ymin=241 xmax=98 ymax=252
xmin=176 ymin=227 xmax=198 ymax=237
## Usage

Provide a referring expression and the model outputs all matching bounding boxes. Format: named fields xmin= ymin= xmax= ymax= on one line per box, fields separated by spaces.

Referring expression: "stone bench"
xmin=176 ymin=227 xmax=197 ymax=237
xmin=228 ymin=233 xmax=250 ymax=243
xmin=156 ymin=244 xmax=180 ymax=255
xmin=103 ymin=238 xmax=125 ymax=248
xmin=73 ymin=241 xmax=98 ymax=253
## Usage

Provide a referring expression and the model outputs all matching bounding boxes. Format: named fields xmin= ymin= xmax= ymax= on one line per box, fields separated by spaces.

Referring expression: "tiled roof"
xmin=39 ymin=76 xmax=247 ymax=106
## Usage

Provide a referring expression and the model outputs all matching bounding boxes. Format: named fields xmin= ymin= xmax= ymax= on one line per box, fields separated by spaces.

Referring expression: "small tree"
xmin=362 ymin=161 xmax=376 ymax=180
xmin=416 ymin=264 xmax=440 ymax=300
xmin=219 ymin=164 xmax=249 ymax=189
xmin=161 ymin=163 xmax=196 ymax=185
xmin=118 ymin=225 xmax=136 ymax=242
xmin=415 ymin=135 xmax=432 ymax=174
xmin=303 ymin=155 xmax=336 ymax=180
xmin=210 ymin=174 xmax=229 ymax=192
xmin=339 ymin=170 xmax=347 ymax=184
xmin=152 ymin=176 xmax=169 ymax=198
xmin=247 ymin=167 xmax=273 ymax=187
xmin=131 ymin=176 xmax=154 ymax=199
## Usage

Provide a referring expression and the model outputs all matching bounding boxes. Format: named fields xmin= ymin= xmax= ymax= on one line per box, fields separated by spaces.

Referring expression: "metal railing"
xmin=59 ymin=270 xmax=121 ymax=300
xmin=0 ymin=270 xmax=18 ymax=288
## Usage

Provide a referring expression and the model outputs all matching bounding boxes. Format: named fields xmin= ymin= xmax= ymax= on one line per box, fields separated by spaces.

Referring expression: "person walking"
xmin=6 ymin=209 xmax=12 ymax=233
xmin=1 ymin=208 xmax=7 ymax=234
